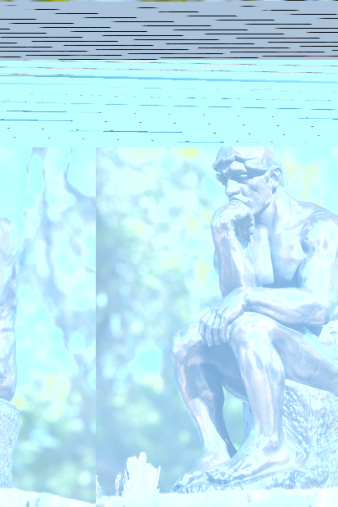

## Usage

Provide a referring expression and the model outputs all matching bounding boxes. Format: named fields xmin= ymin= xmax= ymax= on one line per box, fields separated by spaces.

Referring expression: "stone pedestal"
xmin=0 ymin=399 xmax=20 ymax=488
xmin=240 ymin=320 xmax=338 ymax=490
xmin=98 ymin=488 xmax=338 ymax=507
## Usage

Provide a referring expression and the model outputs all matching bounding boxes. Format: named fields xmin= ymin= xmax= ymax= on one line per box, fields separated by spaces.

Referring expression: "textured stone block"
xmin=0 ymin=399 xmax=20 ymax=488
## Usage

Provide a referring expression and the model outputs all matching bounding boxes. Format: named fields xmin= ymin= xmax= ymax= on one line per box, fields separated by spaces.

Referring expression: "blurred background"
xmin=0 ymin=148 xmax=95 ymax=503
xmin=97 ymin=146 xmax=338 ymax=494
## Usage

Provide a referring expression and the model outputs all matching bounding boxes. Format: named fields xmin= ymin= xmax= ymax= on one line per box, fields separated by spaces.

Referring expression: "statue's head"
xmin=212 ymin=147 xmax=284 ymax=215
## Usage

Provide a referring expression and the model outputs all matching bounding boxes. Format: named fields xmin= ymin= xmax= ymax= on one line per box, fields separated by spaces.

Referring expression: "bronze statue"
xmin=0 ymin=217 xmax=18 ymax=402
xmin=0 ymin=217 xmax=19 ymax=488
xmin=172 ymin=147 xmax=338 ymax=492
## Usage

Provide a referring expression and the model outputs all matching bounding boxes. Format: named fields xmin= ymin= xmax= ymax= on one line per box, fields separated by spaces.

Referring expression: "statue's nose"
xmin=225 ymin=179 xmax=241 ymax=199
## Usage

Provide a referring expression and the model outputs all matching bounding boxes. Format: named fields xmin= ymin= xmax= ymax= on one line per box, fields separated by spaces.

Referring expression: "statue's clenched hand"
xmin=199 ymin=288 xmax=248 ymax=347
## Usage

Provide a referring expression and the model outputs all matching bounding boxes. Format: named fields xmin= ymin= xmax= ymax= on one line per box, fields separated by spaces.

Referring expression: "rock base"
xmin=98 ymin=488 xmax=338 ymax=507
xmin=0 ymin=399 xmax=20 ymax=488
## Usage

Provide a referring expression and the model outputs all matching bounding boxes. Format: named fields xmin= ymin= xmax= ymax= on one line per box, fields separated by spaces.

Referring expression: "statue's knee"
xmin=229 ymin=312 xmax=273 ymax=353
xmin=171 ymin=323 xmax=200 ymax=363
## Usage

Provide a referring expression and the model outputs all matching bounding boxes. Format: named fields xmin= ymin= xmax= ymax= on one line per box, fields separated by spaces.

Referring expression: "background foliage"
xmin=1 ymin=148 xmax=96 ymax=503
xmin=97 ymin=146 xmax=338 ymax=494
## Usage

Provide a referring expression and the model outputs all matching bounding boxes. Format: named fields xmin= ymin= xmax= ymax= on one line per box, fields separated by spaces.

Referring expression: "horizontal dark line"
xmin=246 ymin=23 xmax=312 ymax=26
xmin=127 ymin=52 xmax=223 ymax=55
xmin=0 ymin=50 xmax=88 ymax=53
xmin=119 ymin=35 xmax=184 ymax=38
xmin=0 ymin=46 xmax=52 ymax=49
xmin=84 ymin=17 xmax=137 ymax=19
xmin=144 ymin=25 xmax=212 ymax=27
xmin=230 ymin=51 xmax=325 ymax=53
xmin=277 ymin=28 xmax=338 ymax=30
xmin=27 ymin=54 xmax=122 ymax=57
xmin=178 ymin=29 xmax=249 ymax=32
xmin=261 ymin=55 xmax=329 ymax=58
xmin=199 ymin=46 xmax=290 ymax=50
xmin=1 ymin=32 xmax=47 ymax=35
xmin=33 ymin=39 xmax=109 ymax=42
xmin=160 ymin=56 xmax=259 ymax=59
xmin=42 ymin=26 xmax=110 ymax=29
xmin=158 ymin=11 xmax=200 ymax=14
xmin=100 ymin=48 xmax=188 ymax=51
xmin=290 ymin=13 xmax=337 ymax=16
xmin=115 ymin=20 xmax=175 ymax=23
xmin=64 ymin=44 xmax=153 ymax=47
xmin=85 ymin=31 xmax=147 ymax=33
xmin=237 ymin=37 xmax=319 ymax=40
xmin=54 ymin=13 xmax=98 ymax=15
xmin=4 ymin=36 xmax=82 ymax=39
xmin=188 ymin=15 xmax=237 ymax=18
xmin=158 ymin=11 xmax=199 ymax=14
xmin=135 ymin=39 xmax=189 ymax=41
xmin=71 ymin=31 xmax=144 ymax=33
xmin=166 ymin=42 xmax=253 ymax=45
xmin=10 ymin=22 xmax=74 ymax=24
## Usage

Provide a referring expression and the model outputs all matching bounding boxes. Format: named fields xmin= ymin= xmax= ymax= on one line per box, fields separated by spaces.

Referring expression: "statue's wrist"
xmin=211 ymin=219 xmax=236 ymax=241
xmin=243 ymin=287 xmax=253 ymax=311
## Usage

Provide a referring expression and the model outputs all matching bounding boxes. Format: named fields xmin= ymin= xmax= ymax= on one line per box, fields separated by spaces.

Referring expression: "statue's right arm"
xmin=0 ymin=218 xmax=18 ymax=305
xmin=211 ymin=205 xmax=258 ymax=296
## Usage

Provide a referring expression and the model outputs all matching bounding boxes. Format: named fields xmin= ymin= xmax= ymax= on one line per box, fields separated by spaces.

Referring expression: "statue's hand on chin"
xmin=211 ymin=201 xmax=255 ymax=245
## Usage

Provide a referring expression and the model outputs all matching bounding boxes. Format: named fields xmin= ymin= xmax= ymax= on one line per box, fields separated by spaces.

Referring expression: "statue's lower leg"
xmin=172 ymin=326 xmax=238 ymax=490
xmin=208 ymin=318 xmax=293 ymax=484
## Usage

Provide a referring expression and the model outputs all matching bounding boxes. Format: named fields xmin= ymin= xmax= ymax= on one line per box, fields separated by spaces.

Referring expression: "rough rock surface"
xmin=0 ymin=399 xmax=20 ymax=487
xmin=98 ymin=488 xmax=338 ymax=507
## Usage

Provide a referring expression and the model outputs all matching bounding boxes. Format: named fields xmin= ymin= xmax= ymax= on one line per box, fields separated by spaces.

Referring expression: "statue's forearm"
xmin=245 ymin=287 xmax=332 ymax=327
xmin=215 ymin=231 xmax=258 ymax=296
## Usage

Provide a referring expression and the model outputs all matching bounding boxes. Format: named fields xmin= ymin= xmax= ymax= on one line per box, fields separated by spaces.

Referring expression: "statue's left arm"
xmin=201 ymin=217 xmax=338 ymax=345
xmin=245 ymin=217 xmax=337 ymax=327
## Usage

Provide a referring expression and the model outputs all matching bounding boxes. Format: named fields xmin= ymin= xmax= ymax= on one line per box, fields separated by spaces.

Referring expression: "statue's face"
xmin=223 ymin=160 xmax=277 ymax=215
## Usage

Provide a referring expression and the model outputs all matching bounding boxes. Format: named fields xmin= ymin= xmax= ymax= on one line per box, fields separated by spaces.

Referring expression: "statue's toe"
xmin=206 ymin=466 xmax=230 ymax=484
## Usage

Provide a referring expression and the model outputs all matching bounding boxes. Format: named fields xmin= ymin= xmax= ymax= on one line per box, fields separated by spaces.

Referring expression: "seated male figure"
xmin=172 ymin=147 xmax=338 ymax=489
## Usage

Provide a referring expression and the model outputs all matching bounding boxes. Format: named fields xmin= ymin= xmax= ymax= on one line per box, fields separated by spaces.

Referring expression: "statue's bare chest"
xmin=248 ymin=227 xmax=306 ymax=287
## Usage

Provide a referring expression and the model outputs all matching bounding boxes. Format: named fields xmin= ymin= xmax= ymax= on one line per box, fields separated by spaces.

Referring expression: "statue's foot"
xmin=172 ymin=448 xmax=233 ymax=491
xmin=207 ymin=436 xmax=293 ymax=485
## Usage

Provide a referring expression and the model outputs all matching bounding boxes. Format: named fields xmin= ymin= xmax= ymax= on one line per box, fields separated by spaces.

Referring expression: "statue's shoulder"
xmin=0 ymin=218 xmax=18 ymax=265
xmin=301 ymin=206 xmax=338 ymax=253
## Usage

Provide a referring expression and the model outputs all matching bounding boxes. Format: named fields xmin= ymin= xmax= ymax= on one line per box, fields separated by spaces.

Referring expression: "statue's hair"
xmin=213 ymin=147 xmax=284 ymax=186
